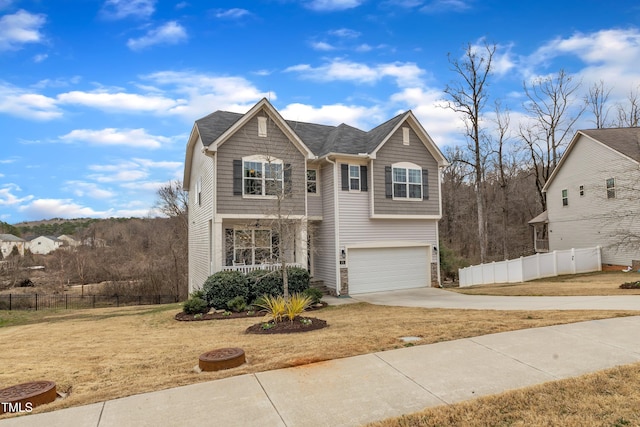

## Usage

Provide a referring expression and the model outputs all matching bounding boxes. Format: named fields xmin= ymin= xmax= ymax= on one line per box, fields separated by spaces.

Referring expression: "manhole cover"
xmin=0 ymin=381 xmax=57 ymax=414
xmin=199 ymin=348 xmax=245 ymax=371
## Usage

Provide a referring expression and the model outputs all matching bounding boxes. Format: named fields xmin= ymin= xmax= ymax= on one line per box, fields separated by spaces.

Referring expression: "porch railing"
xmin=222 ymin=263 xmax=304 ymax=275
xmin=535 ymin=239 xmax=549 ymax=252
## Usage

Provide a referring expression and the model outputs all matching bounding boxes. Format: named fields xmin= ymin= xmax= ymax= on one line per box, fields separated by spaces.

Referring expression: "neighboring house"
xmin=183 ymin=98 xmax=448 ymax=296
xmin=28 ymin=235 xmax=63 ymax=255
xmin=57 ymin=234 xmax=80 ymax=248
xmin=530 ymin=127 xmax=640 ymax=266
xmin=0 ymin=234 xmax=26 ymax=257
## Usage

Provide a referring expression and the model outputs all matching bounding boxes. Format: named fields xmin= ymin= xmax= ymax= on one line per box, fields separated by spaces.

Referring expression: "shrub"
xmin=182 ymin=296 xmax=209 ymax=315
xmin=284 ymin=293 xmax=312 ymax=321
xmin=302 ymin=287 xmax=323 ymax=305
xmin=226 ymin=295 xmax=247 ymax=313
xmin=286 ymin=267 xmax=310 ymax=294
xmin=247 ymin=269 xmax=282 ymax=302
xmin=203 ymin=271 xmax=249 ymax=309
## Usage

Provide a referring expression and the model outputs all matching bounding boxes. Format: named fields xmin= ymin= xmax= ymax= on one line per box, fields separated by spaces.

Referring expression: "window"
xmin=562 ymin=189 xmax=568 ymax=206
xmin=242 ymin=158 xmax=282 ymax=197
xmin=349 ymin=165 xmax=360 ymax=190
xmin=606 ymin=178 xmax=616 ymax=199
xmin=402 ymin=127 xmax=410 ymax=145
xmin=579 ymin=185 xmax=584 ymax=197
xmin=258 ymin=116 xmax=267 ymax=137
xmin=196 ymin=177 xmax=202 ymax=206
xmin=392 ymin=163 xmax=422 ymax=199
xmin=307 ymin=169 xmax=317 ymax=193
xmin=233 ymin=229 xmax=272 ymax=265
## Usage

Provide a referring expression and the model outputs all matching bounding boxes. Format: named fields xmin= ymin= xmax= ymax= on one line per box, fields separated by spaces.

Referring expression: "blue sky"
xmin=1 ymin=0 xmax=640 ymax=224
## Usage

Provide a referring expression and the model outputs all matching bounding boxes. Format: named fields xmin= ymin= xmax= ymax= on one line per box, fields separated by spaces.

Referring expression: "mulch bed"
xmin=620 ymin=281 xmax=640 ymax=289
xmin=174 ymin=302 xmax=327 ymax=322
xmin=245 ymin=316 xmax=328 ymax=334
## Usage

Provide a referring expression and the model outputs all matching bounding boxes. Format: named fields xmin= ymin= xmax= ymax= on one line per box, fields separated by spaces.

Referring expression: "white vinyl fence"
xmin=458 ymin=246 xmax=602 ymax=287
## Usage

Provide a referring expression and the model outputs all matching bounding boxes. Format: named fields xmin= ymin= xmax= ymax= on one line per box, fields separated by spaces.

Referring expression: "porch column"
xmin=212 ymin=217 xmax=223 ymax=273
xmin=296 ymin=218 xmax=308 ymax=268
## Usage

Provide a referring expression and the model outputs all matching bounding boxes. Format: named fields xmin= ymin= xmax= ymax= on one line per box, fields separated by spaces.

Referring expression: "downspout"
xmin=324 ymin=156 xmax=341 ymax=296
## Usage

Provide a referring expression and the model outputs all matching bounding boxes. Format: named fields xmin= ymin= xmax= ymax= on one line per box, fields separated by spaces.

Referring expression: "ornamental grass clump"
xmin=254 ymin=295 xmax=287 ymax=323
xmin=284 ymin=293 xmax=312 ymax=321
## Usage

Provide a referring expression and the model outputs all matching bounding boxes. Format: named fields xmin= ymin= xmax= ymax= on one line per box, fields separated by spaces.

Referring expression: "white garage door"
xmin=348 ymin=246 xmax=430 ymax=294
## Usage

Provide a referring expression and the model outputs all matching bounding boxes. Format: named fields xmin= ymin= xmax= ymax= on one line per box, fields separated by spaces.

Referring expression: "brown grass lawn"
xmin=1 ymin=301 xmax=638 ymax=420
xmin=451 ymin=271 xmax=640 ymax=296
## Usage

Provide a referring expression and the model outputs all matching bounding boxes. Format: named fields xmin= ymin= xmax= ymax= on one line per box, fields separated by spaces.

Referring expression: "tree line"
xmin=439 ymin=42 xmax=640 ymax=276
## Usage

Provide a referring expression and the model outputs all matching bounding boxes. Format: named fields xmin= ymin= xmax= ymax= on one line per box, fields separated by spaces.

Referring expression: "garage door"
xmin=347 ymin=246 xmax=430 ymax=294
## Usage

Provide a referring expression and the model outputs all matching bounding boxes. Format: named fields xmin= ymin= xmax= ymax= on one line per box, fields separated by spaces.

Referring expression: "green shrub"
xmin=302 ymin=287 xmax=323 ymax=305
xmin=247 ymin=269 xmax=282 ymax=302
xmin=286 ymin=267 xmax=310 ymax=294
xmin=182 ymin=296 xmax=209 ymax=315
xmin=226 ymin=295 xmax=247 ymax=312
xmin=203 ymin=271 xmax=249 ymax=309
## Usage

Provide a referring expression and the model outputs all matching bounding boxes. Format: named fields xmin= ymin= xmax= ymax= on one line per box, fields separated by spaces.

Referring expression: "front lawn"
xmin=1 ymin=302 xmax=637 ymax=418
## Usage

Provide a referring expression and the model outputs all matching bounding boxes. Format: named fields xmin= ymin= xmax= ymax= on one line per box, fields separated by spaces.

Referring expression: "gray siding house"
xmin=530 ymin=128 xmax=640 ymax=267
xmin=183 ymin=99 xmax=448 ymax=295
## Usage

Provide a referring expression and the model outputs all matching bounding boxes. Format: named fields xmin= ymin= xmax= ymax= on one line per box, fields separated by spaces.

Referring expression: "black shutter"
xmin=385 ymin=166 xmax=392 ymax=198
xmin=341 ymin=164 xmax=349 ymax=190
xmin=233 ymin=160 xmax=242 ymax=195
xmin=284 ymin=163 xmax=292 ymax=195
xmin=360 ymin=165 xmax=368 ymax=191
xmin=422 ymin=169 xmax=429 ymax=200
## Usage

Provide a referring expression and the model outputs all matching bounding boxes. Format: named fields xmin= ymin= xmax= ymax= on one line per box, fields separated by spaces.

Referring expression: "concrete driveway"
xmin=350 ymin=286 xmax=640 ymax=310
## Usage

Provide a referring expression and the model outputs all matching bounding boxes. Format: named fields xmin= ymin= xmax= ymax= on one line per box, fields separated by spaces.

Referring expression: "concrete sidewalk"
xmin=2 ymin=315 xmax=640 ymax=427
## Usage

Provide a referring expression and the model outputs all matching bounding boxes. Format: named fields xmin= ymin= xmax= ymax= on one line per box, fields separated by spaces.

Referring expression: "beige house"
xmin=0 ymin=234 xmax=26 ymax=257
xmin=183 ymin=99 xmax=448 ymax=296
xmin=28 ymin=235 xmax=63 ymax=255
xmin=530 ymin=128 xmax=640 ymax=266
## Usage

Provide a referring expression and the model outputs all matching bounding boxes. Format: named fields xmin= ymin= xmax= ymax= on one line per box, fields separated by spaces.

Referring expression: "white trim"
xmin=217 ymin=213 xmax=308 ymax=220
xmin=369 ymin=214 xmax=442 ymax=219
xmin=346 ymin=241 xmax=431 ymax=249
xmin=308 ymin=215 xmax=323 ymax=221
xmin=307 ymin=168 xmax=319 ymax=195
xmin=257 ymin=116 xmax=267 ymax=137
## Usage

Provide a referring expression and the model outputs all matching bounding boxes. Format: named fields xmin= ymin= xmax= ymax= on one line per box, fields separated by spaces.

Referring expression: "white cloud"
xmin=280 ymin=102 xmax=384 ymax=128
xmin=214 ymin=8 xmax=251 ymax=19
xmin=101 ymin=0 xmax=156 ymax=19
xmin=286 ymin=59 xmax=425 ymax=87
xmin=59 ymin=128 xmax=171 ymax=149
xmin=420 ymin=0 xmax=472 ymax=13
xmin=0 ymin=9 xmax=46 ymax=51
xmin=87 ymin=158 xmax=181 ymax=185
xmin=0 ymin=184 xmax=33 ymax=206
xmin=329 ymin=28 xmax=361 ymax=38
xmin=127 ymin=21 xmax=187 ymax=51
xmin=65 ymin=181 xmax=116 ymax=199
xmin=304 ymin=0 xmax=365 ymax=11
xmin=310 ymin=41 xmax=335 ymax=51
xmin=18 ymin=198 xmax=110 ymax=219
xmin=132 ymin=158 xmax=182 ymax=169
xmin=0 ymin=82 xmax=61 ymax=120
xmin=33 ymin=53 xmax=47 ymax=62
xmin=57 ymin=90 xmax=184 ymax=112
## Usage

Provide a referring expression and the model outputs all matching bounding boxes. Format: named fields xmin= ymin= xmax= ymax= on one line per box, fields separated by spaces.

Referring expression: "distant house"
xmin=183 ymin=98 xmax=448 ymax=296
xmin=530 ymin=128 xmax=640 ymax=266
xmin=0 ymin=234 xmax=26 ymax=257
xmin=28 ymin=235 xmax=63 ymax=255
xmin=57 ymin=234 xmax=80 ymax=248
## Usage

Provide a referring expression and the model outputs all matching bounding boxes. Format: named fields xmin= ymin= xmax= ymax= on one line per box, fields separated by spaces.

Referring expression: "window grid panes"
xmin=393 ymin=166 xmax=422 ymax=199
xmin=234 ymin=229 xmax=272 ymax=265
xmin=606 ymin=178 xmax=615 ymax=199
xmin=243 ymin=160 xmax=283 ymax=196
xmin=349 ymin=165 xmax=360 ymax=190
xmin=307 ymin=170 xmax=317 ymax=193
xmin=562 ymin=189 xmax=568 ymax=206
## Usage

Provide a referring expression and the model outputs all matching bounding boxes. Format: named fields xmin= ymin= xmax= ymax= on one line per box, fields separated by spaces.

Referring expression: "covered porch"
xmin=528 ymin=211 xmax=549 ymax=253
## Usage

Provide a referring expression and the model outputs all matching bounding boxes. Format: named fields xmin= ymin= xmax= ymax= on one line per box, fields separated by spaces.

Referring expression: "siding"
xmin=307 ymin=166 xmax=323 ymax=217
xmin=188 ymin=136 xmax=215 ymax=293
xmin=312 ymin=162 xmax=337 ymax=289
xmin=338 ymin=190 xmax=438 ymax=246
xmin=373 ymin=125 xmax=440 ymax=216
xmin=547 ymin=135 xmax=640 ymax=265
xmin=217 ymin=113 xmax=306 ymax=216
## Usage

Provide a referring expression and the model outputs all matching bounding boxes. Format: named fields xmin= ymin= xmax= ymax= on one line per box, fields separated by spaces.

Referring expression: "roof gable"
xmin=543 ymin=127 xmax=640 ymax=192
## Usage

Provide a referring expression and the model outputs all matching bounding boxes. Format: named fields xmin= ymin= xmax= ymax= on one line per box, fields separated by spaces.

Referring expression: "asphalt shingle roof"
xmin=581 ymin=128 xmax=640 ymax=163
xmin=0 ymin=234 xmax=25 ymax=242
xmin=194 ymin=110 xmax=408 ymax=156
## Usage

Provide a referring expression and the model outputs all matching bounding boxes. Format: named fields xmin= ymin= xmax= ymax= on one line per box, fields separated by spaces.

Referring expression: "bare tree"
xmin=615 ymin=87 xmax=640 ymax=127
xmin=491 ymin=102 xmax=512 ymax=259
xmin=586 ymin=80 xmax=612 ymax=129
xmin=443 ymin=41 xmax=496 ymax=262
xmin=155 ymin=180 xmax=188 ymax=233
xmin=520 ymin=69 xmax=585 ymax=211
